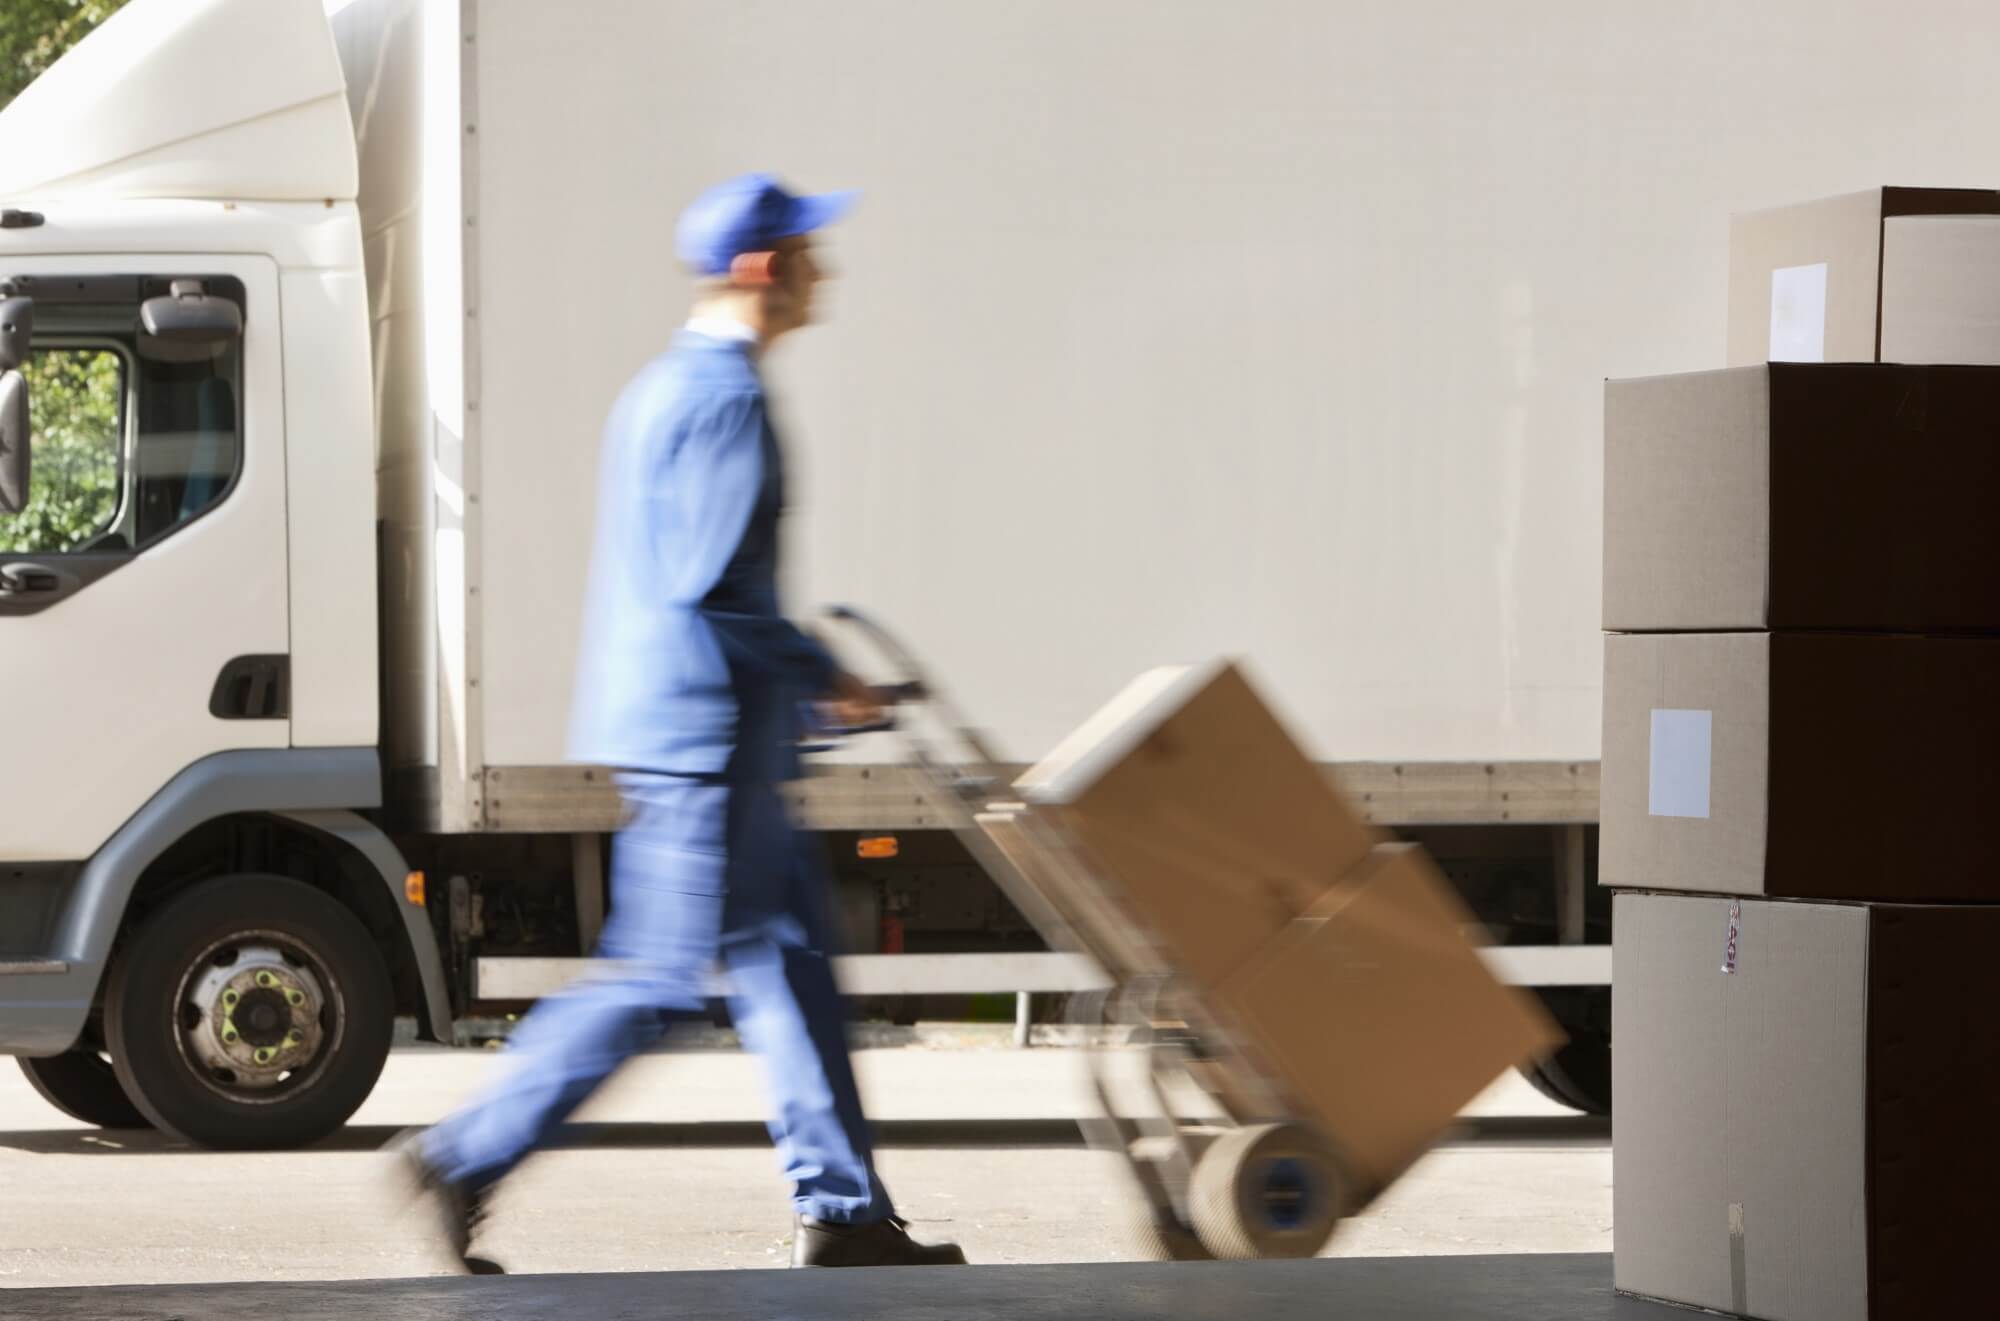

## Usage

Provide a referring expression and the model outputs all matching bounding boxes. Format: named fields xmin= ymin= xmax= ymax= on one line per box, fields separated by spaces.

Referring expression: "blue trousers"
xmin=423 ymin=773 xmax=891 ymax=1224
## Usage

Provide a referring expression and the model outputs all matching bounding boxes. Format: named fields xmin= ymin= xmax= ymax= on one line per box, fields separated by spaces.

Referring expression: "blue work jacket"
xmin=569 ymin=331 xmax=835 ymax=783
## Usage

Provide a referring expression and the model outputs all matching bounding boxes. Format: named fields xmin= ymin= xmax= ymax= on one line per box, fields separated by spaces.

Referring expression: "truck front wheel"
xmin=104 ymin=875 xmax=394 ymax=1150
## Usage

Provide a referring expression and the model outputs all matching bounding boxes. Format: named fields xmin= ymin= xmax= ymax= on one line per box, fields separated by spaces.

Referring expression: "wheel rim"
xmin=173 ymin=930 xmax=346 ymax=1104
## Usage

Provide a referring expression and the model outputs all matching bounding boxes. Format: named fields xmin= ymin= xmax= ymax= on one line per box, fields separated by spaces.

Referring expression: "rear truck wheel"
xmin=1188 ymin=1121 xmax=1347 ymax=1260
xmin=16 ymin=1047 xmax=151 ymax=1129
xmin=104 ymin=875 xmax=394 ymax=1150
xmin=1516 ymin=986 xmax=1612 ymax=1117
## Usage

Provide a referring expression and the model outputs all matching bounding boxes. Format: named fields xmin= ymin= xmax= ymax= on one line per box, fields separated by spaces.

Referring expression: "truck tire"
xmin=17 ymin=1049 xmax=151 ymax=1129
xmin=104 ymin=875 xmax=394 ymax=1150
xmin=1188 ymin=1121 xmax=1347 ymax=1260
xmin=1516 ymin=986 xmax=1612 ymax=1116
xmin=1520 ymin=1050 xmax=1611 ymax=1117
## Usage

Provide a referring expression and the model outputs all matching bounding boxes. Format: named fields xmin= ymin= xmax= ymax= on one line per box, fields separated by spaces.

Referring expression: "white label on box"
xmin=1769 ymin=262 xmax=1828 ymax=362
xmin=1649 ymin=708 xmax=1713 ymax=819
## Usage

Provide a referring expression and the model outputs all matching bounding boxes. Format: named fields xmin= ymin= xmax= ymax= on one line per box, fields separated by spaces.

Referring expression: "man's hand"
xmin=823 ymin=670 xmax=886 ymax=731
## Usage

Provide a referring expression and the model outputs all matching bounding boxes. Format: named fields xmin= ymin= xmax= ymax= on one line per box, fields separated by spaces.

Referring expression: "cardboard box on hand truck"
xmin=1222 ymin=841 xmax=1563 ymax=1191
xmin=1019 ymin=661 xmax=1561 ymax=1193
xmin=1016 ymin=661 xmax=1381 ymax=989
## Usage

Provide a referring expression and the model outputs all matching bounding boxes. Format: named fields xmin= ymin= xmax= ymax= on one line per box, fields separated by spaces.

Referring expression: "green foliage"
xmin=0 ymin=0 xmax=129 ymax=110
xmin=0 ymin=1 xmax=134 ymax=552
xmin=0 ymin=349 xmax=123 ymax=553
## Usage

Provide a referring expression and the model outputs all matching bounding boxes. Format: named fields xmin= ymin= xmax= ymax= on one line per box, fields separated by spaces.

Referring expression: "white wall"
xmin=464 ymin=0 xmax=2000 ymax=767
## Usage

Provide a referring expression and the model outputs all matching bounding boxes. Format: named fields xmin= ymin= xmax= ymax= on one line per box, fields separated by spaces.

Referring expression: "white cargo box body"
xmin=329 ymin=1 xmax=2000 ymax=834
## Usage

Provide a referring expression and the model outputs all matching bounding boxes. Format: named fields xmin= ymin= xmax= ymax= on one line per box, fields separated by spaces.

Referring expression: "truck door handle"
xmin=0 ymin=562 xmax=69 ymax=595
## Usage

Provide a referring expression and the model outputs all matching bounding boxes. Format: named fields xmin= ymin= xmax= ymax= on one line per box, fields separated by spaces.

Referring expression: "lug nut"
xmin=285 ymin=989 xmax=306 ymax=1007
xmin=255 ymin=971 xmax=278 ymax=989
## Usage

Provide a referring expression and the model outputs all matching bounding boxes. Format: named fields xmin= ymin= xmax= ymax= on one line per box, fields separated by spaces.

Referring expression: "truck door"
xmin=0 ymin=258 xmax=289 ymax=864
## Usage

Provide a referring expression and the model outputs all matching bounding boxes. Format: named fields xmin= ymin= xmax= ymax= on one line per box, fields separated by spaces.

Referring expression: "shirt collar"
xmin=684 ymin=315 xmax=760 ymax=345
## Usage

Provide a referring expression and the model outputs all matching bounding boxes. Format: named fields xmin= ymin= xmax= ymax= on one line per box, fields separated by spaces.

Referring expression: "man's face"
xmin=764 ymin=234 xmax=824 ymax=332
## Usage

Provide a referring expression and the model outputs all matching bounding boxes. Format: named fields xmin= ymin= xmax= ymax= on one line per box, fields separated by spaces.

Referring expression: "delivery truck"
xmin=4 ymin=0 xmax=1995 ymax=1148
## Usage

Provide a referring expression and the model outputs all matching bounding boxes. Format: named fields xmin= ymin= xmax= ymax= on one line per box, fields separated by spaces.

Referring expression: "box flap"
xmin=1015 ymin=663 xmax=1208 ymax=806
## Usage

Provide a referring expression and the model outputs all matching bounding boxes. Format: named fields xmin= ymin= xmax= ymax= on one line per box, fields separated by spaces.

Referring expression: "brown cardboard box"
xmin=1600 ymin=632 xmax=2000 ymax=899
xmin=1727 ymin=186 xmax=2000 ymax=367
xmin=1220 ymin=843 xmax=1562 ymax=1194
xmin=1613 ymin=891 xmax=2000 ymax=1321
xmin=1603 ymin=364 xmax=2000 ymax=632
xmin=1017 ymin=661 xmax=1379 ymax=989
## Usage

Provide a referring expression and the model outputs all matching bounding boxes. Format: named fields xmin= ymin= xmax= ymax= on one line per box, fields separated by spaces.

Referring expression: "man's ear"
xmin=731 ymin=251 xmax=779 ymax=287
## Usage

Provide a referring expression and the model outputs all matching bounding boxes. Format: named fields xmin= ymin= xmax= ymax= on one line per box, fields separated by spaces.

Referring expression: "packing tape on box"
xmin=1729 ymin=1202 xmax=1747 ymax=1314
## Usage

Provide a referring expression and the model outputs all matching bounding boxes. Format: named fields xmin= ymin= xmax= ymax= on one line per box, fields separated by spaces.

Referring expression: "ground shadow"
xmin=0 ymin=1112 xmax=1604 ymax=1157
xmin=1437 ymin=1114 xmax=1612 ymax=1146
xmin=0 ymin=1117 xmax=1088 ymax=1155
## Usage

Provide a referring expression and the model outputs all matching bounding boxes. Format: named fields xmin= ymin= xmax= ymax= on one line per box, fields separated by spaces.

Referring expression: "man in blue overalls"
xmin=397 ymin=174 xmax=965 ymax=1273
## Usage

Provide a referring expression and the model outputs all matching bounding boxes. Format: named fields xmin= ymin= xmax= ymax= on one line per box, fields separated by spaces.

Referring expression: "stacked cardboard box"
xmin=1602 ymin=187 xmax=2000 ymax=1321
xmin=1726 ymin=188 xmax=2000 ymax=368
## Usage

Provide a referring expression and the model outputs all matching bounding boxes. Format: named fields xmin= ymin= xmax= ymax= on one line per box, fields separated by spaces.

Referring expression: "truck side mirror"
xmin=0 ymin=370 xmax=27 ymax=514
xmin=0 ymin=298 xmax=29 ymax=513
xmin=0 ymin=295 xmax=31 ymax=370
xmin=140 ymin=280 xmax=242 ymax=344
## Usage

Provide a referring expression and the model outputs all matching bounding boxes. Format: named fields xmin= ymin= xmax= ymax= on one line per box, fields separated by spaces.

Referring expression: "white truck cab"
xmin=0 ymin=0 xmax=448 ymax=1148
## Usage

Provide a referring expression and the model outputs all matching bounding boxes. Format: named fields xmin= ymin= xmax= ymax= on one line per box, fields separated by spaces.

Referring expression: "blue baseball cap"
xmin=675 ymin=173 xmax=859 ymax=277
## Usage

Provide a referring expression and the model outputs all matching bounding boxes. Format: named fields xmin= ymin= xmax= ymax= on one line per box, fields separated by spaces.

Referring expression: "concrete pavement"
xmin=0 ymin=1044 xmax=1610 ymax=1287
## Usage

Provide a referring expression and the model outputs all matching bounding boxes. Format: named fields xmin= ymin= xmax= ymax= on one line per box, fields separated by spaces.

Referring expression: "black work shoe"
xmin=387 ymin=1127 xmax=506 ymax=1275
xmin=791 ymin=1214 xmax=968 ymax=1267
